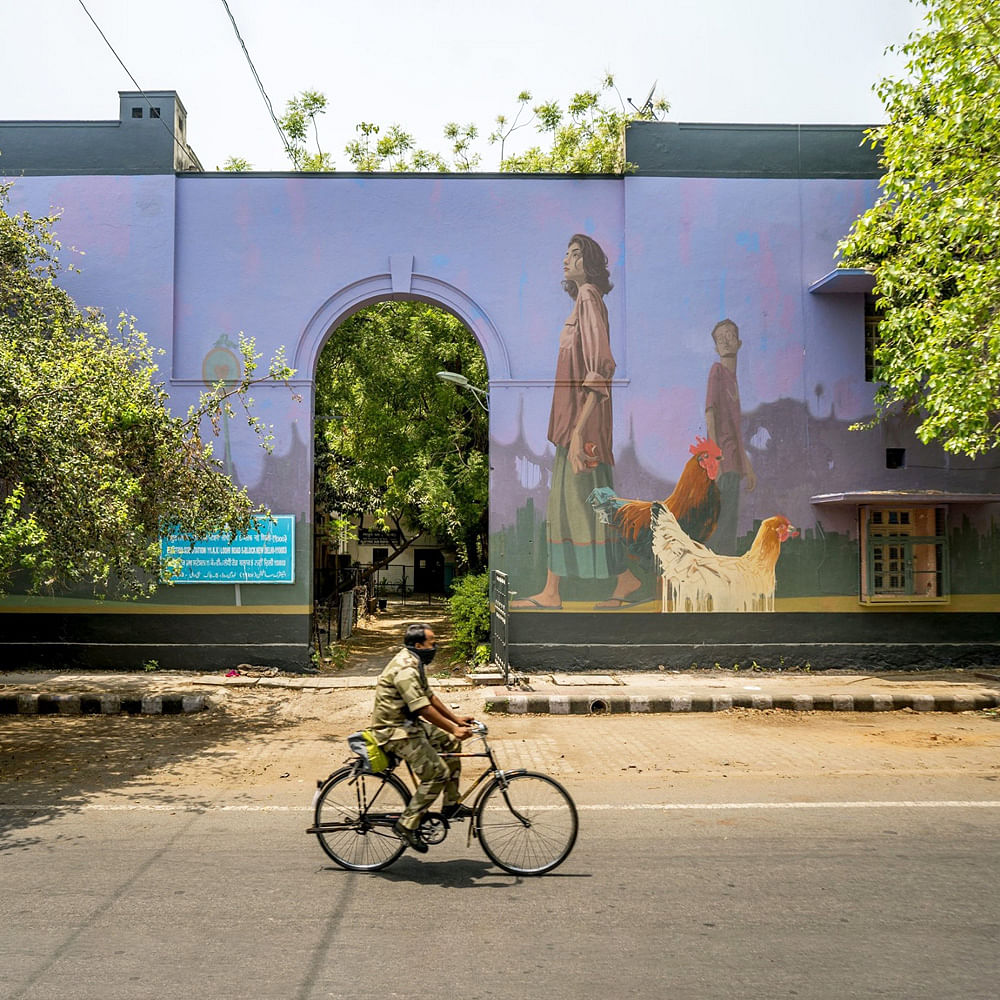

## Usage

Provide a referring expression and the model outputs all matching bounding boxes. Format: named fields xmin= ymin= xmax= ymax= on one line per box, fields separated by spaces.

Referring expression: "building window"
xmin=150 ymin=107 xmax=161 ymax=119
xmin=860 ymin=506 xmax=948 ymax=603
xmin=864 ymin=293 xmax=882 ymax=382
xmin=131 ymin=107 xmax=143 ymax=119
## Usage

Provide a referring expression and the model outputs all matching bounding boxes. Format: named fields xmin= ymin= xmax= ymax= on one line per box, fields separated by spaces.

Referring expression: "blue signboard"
xmin=161 ymin=516 xmax=295 ymax=584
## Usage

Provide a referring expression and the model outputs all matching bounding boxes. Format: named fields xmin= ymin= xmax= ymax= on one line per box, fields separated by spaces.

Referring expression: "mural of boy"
xmin=513 ymin=234 xmax=640 ymax=610
xmin=705 ymin=318 xmax=756 ymax=555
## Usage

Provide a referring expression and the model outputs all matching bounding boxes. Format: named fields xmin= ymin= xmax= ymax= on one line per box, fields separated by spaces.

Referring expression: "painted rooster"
xmin=589 ymin=436 xmax=722 ymax=548
xmin=619 ymin=436 xmax=722 ymax=544
xmin=651 ymin=504 xmax=798 ymax=613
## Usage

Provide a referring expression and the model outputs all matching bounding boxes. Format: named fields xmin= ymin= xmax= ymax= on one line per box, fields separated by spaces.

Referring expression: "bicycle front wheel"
xmin=313 ymin=767 xmax=410 ymax=872
xmin=476 ymin=771 xmax=578 ymax=876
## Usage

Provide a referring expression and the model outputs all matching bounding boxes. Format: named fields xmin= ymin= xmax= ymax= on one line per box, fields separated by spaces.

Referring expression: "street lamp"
xmin=436 ymin=371 xmax=489 ymax=412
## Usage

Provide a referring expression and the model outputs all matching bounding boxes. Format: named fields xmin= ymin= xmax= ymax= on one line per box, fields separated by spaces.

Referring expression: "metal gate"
xmin=490 ymin=570 xmax=510 ymax=684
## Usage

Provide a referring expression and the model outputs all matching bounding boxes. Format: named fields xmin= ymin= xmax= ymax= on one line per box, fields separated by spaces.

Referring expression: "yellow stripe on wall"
xmin=774 ymin=595 xmax=1000 ymax=613
xmin=510 ymin=595 xmax=1000 ymax=614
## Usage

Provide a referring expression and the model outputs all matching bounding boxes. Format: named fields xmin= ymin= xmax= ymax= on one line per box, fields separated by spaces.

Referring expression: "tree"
xmin=249 ymin=77 xmax=667 ymax=590
xmin=492 ymin=74 xmax=668 ymax=173
xmin=229 ymin=76 xmax=669 ymax=174
xmin=278 ymin=89 xmax=334 ymax=171
xmin=343 ymin=121 xmax=449 ymax=172
xmin=314 ymin=302 xmax=489 ymax=579
xmin=220 ymin=155 xmax=253 ymax=172
xmin=839 ymin=0 xmax=1000 ymax=457
xmin=0 ymin=183 xmax=295 ymax=597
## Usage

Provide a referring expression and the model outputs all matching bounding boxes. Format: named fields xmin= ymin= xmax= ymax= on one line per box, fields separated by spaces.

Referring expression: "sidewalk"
xmin=477 ymin=669 xmax=1000 ymax=715
xmin=2 ymin=667 xmax=999 ymax=716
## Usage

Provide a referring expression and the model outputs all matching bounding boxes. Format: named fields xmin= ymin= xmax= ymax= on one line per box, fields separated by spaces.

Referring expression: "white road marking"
xmin=2 ymin=800 xmax=1000 ymax=813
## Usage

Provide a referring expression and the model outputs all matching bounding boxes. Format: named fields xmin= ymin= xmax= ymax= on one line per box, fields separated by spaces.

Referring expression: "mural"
xmin=589 ymin=435 xmax=723 ymax=605
xmin=511 ymin=235 xmax=636 ymax=611
xmin=651 ymin=507 xmax=798 ymax=612
xmin=3 ymin=141 xmax=998 ymax=668
xmin=509 ymin=236 xmax=799 ymax=614
xmin=704 ymin=319 xmax=756 ymax=555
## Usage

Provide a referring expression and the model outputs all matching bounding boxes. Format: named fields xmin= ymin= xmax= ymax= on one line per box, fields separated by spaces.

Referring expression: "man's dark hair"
xmin=711 ymin=318 xmax=739 ymax=343
xmin=404 ymin=623 xmax=432 ymax=647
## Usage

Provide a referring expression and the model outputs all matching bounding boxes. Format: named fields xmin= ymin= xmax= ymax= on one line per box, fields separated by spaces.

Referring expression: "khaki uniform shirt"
xmin=369 ymin=646 xmax=433 ymax=744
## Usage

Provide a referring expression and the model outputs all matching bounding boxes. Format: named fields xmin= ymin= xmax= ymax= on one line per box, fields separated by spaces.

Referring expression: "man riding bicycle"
xmin=369 ymin=623 xmax=477 ymax=853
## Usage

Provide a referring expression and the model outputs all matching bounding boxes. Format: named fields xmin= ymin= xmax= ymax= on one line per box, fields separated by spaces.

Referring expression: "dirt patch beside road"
xmin=862 ymin=725 xmax=1000 ymax=749
xmin=3 ymin=697 xmax=998 ymax=814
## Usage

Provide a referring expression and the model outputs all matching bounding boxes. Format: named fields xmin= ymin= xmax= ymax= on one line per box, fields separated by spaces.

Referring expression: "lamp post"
xmin=435 ymin=371 xmax=489 ymax=412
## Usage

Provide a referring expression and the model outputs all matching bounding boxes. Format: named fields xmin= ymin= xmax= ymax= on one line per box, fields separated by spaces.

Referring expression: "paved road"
xmin=3 ymin=708 xmax=999 ymax=999
xmin=2 ymin=798 xmax=998 ymax=1000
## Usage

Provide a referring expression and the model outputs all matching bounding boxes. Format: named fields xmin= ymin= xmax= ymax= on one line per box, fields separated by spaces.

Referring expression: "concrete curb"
xmin=3 ymin=671 xmax=997 ymax=718
xmin=0 ymin=692 xmax=209 ymax=716
xmin=483 ymin=691 xmax=1000 ymax=715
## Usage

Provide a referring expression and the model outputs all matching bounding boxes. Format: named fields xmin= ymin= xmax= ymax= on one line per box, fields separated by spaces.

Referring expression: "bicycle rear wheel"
xmin=476 ymin=771 xmax=578 ymax=876
xmin=312 ymin=766 xmax=410 ymax=872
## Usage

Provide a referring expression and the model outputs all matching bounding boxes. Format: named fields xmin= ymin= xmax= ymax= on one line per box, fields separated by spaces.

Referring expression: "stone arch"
xmin=293 ymin=271 xmax=511 ymax=382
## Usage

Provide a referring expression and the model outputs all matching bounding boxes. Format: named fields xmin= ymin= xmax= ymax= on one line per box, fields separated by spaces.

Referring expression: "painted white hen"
xmin=651 ymin=503 xmax=798 ymax=612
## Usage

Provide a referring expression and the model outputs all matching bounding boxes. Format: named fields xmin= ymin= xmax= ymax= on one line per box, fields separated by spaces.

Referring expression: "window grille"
xmin=864 ymin=293 xmax=882 ymax=383
xmin=860 ymin=506 xmax=948 ymax=603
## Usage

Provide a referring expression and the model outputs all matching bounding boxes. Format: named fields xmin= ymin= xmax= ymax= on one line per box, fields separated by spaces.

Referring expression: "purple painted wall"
xmin=4 ymin=165 xmax=999 ymax=668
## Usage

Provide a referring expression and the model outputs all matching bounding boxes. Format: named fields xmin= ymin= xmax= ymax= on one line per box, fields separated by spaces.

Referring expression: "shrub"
xmin=448 ymin=572 xmax=490 ymax=664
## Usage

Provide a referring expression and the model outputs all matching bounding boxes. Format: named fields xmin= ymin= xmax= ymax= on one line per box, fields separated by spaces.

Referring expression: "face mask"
xmin=413 ymin=645 xmax=437 ymax=665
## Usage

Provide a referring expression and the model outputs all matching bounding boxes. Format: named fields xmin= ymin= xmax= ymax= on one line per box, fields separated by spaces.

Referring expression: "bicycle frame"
xmin=310 ymin=727 xmax=537 ymax=846
xmin=310 ymin=722 xmax=578 ymax=876
xmin=396 ymin=729 xmax=535 ymax=844
xmin=307 ymin=767 xmax=405 ymax=838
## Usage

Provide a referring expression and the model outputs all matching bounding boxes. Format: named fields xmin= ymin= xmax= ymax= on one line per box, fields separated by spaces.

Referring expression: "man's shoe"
xmin=442 ymin=802 xmax=474 ymax=821
xmin=393 ymin=820 xmax=428 ymax=853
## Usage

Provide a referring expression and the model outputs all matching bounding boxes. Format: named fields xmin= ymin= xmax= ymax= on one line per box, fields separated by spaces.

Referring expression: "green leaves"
xmin=221 ymin=156 xmax=253 ymax=172
xmin=839 ymin=0 xmax=1000 ymax=456
xmin=492 ymin=74 xmax=669 ymax=174
xmin=314 ymin=302 xmax=489 ymax=572
xmin=278 ymin=90 xmax=333 ymax=170
xmin=260 ymin=76 xmax=670 ymax=175
xmin=447 ymin=571 xmax=490 ymax=663
xmin=343 ymin=121 xmax=449 ymax=172
xmin=346 ymin=73 xmax=670 ymax=174
xmin=0 ymin=183 xmax=295 ymax=597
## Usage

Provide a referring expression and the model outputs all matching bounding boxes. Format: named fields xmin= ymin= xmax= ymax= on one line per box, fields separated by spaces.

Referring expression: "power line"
xmin=75 ymin=0 xmax=188 ymax=160
xmin=218 ymin=0 xmax=295 ymax=163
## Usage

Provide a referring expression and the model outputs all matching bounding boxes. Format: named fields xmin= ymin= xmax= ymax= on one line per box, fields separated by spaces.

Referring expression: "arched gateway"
xmin=2 ymin=99 xmax=998 ymax=670
xmin=295 ymin=270 xmax=511 ymax=382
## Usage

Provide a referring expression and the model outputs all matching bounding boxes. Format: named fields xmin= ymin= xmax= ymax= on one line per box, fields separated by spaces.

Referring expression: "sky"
xmin=1 ymin=0 xmax=926 ymax=172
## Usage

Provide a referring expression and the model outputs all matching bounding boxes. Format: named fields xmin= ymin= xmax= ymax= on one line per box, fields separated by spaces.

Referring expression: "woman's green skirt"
xmin=546 ymin=446 xmax=623 ymax=579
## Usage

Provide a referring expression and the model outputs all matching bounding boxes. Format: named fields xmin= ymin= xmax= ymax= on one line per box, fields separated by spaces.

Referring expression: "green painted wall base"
xmin=0 ymin=613 xmax=311 ymax=672
xmin=509 ymin=611 xmax=1000 ymax=671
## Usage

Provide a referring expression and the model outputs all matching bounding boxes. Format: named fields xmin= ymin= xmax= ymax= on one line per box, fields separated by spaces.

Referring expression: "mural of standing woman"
xmin=513 ymin=234 xmax=643 ymax=610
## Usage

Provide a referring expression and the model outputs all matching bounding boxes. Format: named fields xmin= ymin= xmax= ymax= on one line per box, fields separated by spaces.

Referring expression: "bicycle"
xmin=306 ymin=721 xmax=578 ymax=876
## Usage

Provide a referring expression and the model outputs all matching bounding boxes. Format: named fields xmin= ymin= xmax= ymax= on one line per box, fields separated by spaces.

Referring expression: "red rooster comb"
xmin=690 ymin=436 xmax=723 ymax=481
xmin=688 ymin=434 xmax=722 ymax=461
xmin=690 ymin=436 xmax=722 ymax=460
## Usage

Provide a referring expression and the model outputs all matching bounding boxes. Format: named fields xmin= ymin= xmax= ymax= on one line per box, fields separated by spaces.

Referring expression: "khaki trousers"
xmin=384 ymin=722 xmax=461 ymax=830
